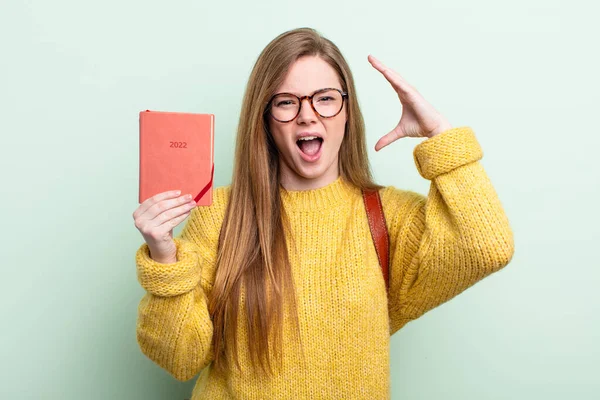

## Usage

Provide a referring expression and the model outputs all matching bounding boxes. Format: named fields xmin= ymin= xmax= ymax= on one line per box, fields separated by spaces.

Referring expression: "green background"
xmin=3 ymin=0 xmax=598 ymax=398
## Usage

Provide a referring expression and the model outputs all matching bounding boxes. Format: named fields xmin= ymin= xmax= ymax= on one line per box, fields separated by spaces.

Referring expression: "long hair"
xmin=209 ymin=27 xmax=383 ymax=377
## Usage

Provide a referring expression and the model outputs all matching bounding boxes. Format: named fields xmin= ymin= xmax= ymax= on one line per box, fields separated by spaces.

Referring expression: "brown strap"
xmin=362 ymin=189 xmax=390 ymax=292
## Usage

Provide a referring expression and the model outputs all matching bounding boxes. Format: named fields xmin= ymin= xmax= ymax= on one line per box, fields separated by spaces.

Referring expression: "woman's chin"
xmin=292 ymin=159 xmax=337 ymax=183
xmin=280 ymin=150 xmax=338 ymax=187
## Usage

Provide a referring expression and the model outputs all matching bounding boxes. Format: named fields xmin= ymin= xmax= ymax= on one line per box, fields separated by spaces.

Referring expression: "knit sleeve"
xmin=381 ymin=127 xmax=514 ymax=335
xmin=135 ymin=186 xmax=229 ymax=381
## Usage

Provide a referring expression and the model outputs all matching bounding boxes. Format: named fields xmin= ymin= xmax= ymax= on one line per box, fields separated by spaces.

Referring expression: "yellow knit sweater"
xmin=135 ymin=126 xmax=514 ymax=399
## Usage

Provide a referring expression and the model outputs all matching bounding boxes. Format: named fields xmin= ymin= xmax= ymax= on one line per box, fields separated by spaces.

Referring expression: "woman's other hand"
xmin=133 ymin=190 xmax=197 ymax=263
xmin=368 ymin=54 xmax=453 ymax=150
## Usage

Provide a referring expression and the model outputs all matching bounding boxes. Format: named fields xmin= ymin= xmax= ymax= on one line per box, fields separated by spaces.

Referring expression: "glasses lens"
xmin=313 ymin=89 xmax=343 ymax=117
xmin=270 ymin=94 xmax=299 ymax=122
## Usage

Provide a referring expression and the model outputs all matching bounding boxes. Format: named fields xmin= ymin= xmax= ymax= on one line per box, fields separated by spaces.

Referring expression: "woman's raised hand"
xmin=368 ymin=54 xmax=453 ymax=151
xmin=133 ymin=190 xmax=197 ymax=263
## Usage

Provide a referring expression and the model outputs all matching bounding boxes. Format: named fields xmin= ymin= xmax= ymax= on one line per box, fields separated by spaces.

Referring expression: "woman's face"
xmin=268 ymin=55 xmax=347 ymax=191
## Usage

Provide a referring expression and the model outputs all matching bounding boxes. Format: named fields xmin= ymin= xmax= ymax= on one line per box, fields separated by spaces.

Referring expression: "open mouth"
xmin=296 ymin=136 xmax=323 ymax=157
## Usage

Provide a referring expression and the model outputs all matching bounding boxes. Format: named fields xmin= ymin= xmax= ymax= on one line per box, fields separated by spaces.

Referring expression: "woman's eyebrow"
xmin=276 ymin=87 xmax=341 ymax=96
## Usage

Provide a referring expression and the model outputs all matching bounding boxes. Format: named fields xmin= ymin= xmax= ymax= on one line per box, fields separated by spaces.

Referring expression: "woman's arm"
xmin=135 ymin=187 xmax=228 ymax=381
xmin=382 ymin=127 xmax=515 ymax=335
xmin=136 ymin=237 xmax=214 ymax=381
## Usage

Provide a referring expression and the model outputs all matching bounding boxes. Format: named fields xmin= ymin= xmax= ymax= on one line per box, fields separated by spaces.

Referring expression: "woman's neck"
xmin=279 ymin=174 xmax=358 ymax=211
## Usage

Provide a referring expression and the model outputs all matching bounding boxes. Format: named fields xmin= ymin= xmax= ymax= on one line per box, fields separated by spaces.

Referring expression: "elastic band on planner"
xmin=194 ymin=164 xmax=215 ymax=203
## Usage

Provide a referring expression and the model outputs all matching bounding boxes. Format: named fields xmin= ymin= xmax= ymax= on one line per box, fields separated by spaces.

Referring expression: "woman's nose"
xmin=296 ymin=98 xmax=318 ymax=124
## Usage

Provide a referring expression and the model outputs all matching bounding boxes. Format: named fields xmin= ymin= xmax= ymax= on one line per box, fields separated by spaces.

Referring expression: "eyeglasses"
xmin=266 ymin=88 xmax=348 ymax=123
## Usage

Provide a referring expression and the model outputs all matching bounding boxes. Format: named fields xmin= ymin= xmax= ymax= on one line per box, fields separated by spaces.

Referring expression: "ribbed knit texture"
xmin=135 ymin=126 xmax=514 ymax=399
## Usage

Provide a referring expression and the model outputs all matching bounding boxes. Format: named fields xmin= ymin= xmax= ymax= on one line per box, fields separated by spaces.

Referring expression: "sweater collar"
xmin=279 ymin=176 xmax=359 ymax=211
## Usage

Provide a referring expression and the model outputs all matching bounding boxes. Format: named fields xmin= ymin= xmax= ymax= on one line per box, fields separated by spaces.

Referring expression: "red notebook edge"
xmin=138 ymin=110 xmax=144 ymax=204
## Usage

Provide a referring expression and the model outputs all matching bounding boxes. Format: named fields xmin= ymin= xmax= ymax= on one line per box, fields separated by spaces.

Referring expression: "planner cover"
xmin=139 ymin=110 xmax=214 ymax=206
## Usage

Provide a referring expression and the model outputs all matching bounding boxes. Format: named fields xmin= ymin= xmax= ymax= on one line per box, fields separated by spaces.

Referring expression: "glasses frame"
xmin=266 ymin=87 xmax=348 ymax=123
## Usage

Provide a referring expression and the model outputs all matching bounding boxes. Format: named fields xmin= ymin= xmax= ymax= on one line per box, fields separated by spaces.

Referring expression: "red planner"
xmin=139 ymin=110 xmax=214 ymax=206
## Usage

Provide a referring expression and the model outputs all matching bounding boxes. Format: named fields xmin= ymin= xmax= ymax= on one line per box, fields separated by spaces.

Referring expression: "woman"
xmin=133 ymin=27 xmax=514 ymax=399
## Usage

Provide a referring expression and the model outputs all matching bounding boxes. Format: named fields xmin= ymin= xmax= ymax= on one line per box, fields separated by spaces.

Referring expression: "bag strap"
xmin=362 ymin=189 xmax=390 ymax=292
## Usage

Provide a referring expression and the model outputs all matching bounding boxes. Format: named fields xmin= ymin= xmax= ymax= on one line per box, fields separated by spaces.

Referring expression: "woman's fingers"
xmin=375 ymin=125 xmax=405 ymax=151
xmin=133 ymin=191 xmax=195 ymax=232
xmin=134 ymin=190 xmax=182 ymax=219
xmin=368 ymin=55 xmax=417 ymax=99
xmin=134 ymin=197 xmax=195 ymax=239
xmin=153 ymin=200 xmax=196 ymax=230
xmin=368 ymin=55 xmax=404 ymax=90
